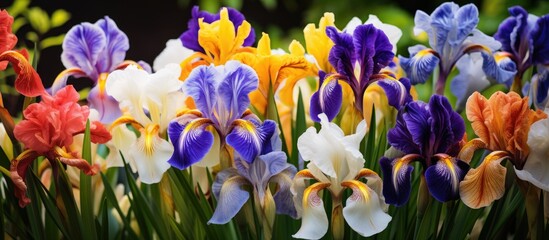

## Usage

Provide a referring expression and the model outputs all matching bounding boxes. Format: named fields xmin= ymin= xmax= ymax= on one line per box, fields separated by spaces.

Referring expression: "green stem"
xmin=510 ymin=74 xmax=523 ymax=95
xmin=331 ymin=194 xmax=344 ymax=240
xmin=415 ymin=175 xmax=430 ymax=238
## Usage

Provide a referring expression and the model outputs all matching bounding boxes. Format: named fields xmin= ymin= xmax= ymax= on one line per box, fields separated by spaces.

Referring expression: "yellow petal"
xmin=460 ymin=151 xmax=509 ymax=209
xmin=304 ymin=12 xmax=336 ymax=73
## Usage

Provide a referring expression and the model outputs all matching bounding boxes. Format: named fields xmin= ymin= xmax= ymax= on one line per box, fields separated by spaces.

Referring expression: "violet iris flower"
xmin=400 ymin=2 xmax=516 ymax=96
xmin=310 ymin=24 xmax=411 ymax=122
xmin=208 ymin=129 xmax=296 ymax=225
xmin=380 ymin=95 xmax=470 ymax=206
xmin=52 ymin=17 xmax=148 ymax=123
xmin=167 ymin=60 xmax=275 ymax=169
xmin=179 ymin=6 xmax=255 ymax=53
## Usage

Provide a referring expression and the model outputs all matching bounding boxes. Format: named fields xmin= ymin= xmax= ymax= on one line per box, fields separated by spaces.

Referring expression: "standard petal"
xmin=532 ymin=15 xmax=549 ymax=65
xmin=218 ymin=61 xmax=259 ymax=121
xmin=353 ymin=24 xmax=394 ymax=80
xmin=429 ymin=2 xmax=457 ymax=53
xmin=226 ymin=119 xmax=276 ymax=164
xmin=326 ymin=26 xmax=356 ymax=80
xmin=209 ymin=173 xmax=249 ymax=224
xmin=399 ymin=48 xmax=440 ymax=85
xmin=428 ymin=95 xmax=465 ymax=154
xmin=153 ymin=39 xmax=194 ymax=72
xmin=364 ymin=15 xmax=403 ymax=54
xmin=379 ymin=156 xmax=415 ymax=206
xmin=61 ymin=22 xmax=106 ymax=78
xmin=94 ymin=16 xmax=129 ymax=73
xmin=184 ymin=64 xmax=219 ymax=115
xmin=450 ymin=4 xmax=479 ymax=46
xmin=425 ymin=156 xmax=470 ymax=202
xmin=460 ymin=151 xmax=509 ymax=209
xmin=292 ymin=182 xmax=330 ymax=239
xmin=167 ymin=118 xmax=214 ymax=170
xmin=387 ymin=112 xmax=420 ymax=154
xmin=341 ymin=180 xmax=391 ymax=237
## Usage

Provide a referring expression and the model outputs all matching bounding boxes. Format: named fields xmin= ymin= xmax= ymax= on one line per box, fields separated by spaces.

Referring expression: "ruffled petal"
xmin=341 ymin=180 xmax=391 ymax=237
xmin=425 ymin=155 xmax=470 ymax=202
xmin=309 ymin=74 xmax=342 ymax=122
xmin=460 ymin=151 xmax=509 ymax=209
xmin=429 ymin=2 xmax=458 ymax=52
xmin=399 ymin=48 xmax=440 ymax=85
xmin=428 ymin=95 xmax=465 ymax=154
xmin=167 ymin=118 xmax=214 ymax=170
xmin=532 ymin=15 xmax=549 ymax=65
xmin=61 ymin=22 xmax=106 ymax=79
xmin=94 ymin=16 xmax=129 ymax=73
xmin=515 ymin=116 xmax=549 ymax=191
xmin=226 ymin=119 xmax=276 ymax=164
xmin=353 ymin=24 xmax=394 ymax=81
xmin=326 ymin=26 xmax=356 ymax=81
xmin=209 ymin=172 xmax=249 ymax=224
xmin=292 ymin=182 xmax=330 ymax=239
xmin=379 ymin=156 xmax=415 ymax=206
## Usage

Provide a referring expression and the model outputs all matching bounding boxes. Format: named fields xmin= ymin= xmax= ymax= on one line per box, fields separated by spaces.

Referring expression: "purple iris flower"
xmin=495 ymin=6 xmax=549 ymax=77
xmin=380 ymin=95 xmax=470 ymax=206
xmin=53 ymin=16 xmax=148 ymax=123
xmin=524 ymin=66 xmax=549 ymax=109
xmin=208 ymin=130 xmax=297 ymax=224
xmin=310 ymin=24 xmax=412 ymax=122
xmin=179 ymin=6 xmax=256 ymax=53
xmin=167 ymin=60 xmax=275 ymax=169
xmin=400 ymin=2 xmax=516 ymax=95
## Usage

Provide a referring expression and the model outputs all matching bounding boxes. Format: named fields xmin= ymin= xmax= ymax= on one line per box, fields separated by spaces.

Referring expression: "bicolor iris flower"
xmin=380 ymin=95 xmax=470 ymax=206
xmin=11 ymin=85 xmax=111 ymax=207
xmin=0 ymin=9 xmax=44 ymax=97
xmin=310 ymin=23 xmax=411 ymax=128
xmin=52 ymin=16 xmax=147 ymax=123
xmin=459 ymin=91 xmax=547 ymax=208
xmin=291 ymin=114 xmax=391 ymax=239
xmin=179 ymin=7 xmax=255 ymax=80
xmin=105 ymin=64 xmax=185 ymax=184
xmin=494 ymin=6 xmax=549 ymax=90
xmin=209 ymin=128 xmax=296 ymax=236
xmin=400 ymin=2 xmax=515 ymax=95
xmin=167 ymin=60 xmax=275 ymax=171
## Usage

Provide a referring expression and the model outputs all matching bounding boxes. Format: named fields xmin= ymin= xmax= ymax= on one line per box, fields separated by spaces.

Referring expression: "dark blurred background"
xmin=1 ymin=0 xmax=548 ymax=97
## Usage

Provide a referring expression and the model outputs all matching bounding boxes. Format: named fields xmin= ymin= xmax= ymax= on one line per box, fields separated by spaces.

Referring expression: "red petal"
xmin=0 ymin=51 xmax=45 ymax=97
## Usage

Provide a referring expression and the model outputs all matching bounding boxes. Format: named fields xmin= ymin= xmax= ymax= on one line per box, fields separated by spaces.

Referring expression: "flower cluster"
xmin=2 ymin=2 xmax=549 ymax=239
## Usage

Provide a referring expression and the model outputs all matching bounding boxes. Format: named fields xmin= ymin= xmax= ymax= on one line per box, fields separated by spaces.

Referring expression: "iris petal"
xmin=167 ymin=118 xmax=214 ymax=170
xmin=428 ymin=95 xmax=465 ymax=154
xmin=353 ymin=24 xmax=394 ymax=81
xmin=425 ymin=156 xmax=470 ymax=202
xmin=400 ymin=49 xmax=440 ymax=85
xmin=379 ymin=156 xmax=414 ymax=206
xmin=94 ymin=16 xmax=129 ymax=74
xmin=226 ymin=119 xmax=276 ymax=163
xmin=451 ymin=4 xmax=479 ymax=46
xmin=61 ymin=22 xmax=106 ymax=79
xmin=341 ymin=180 xmax=391 ymax=237
xmin=292 ymin=182 xmax=330 ymax=239
xmin=310 ymin=74 xmax=343 ymax=122
xmin=376 ymin=78 xmax=412 ymax=109
xmin=271 ymin=167 xmax=298 ymax=218
xmin=479 ymin=51 xmax=516 ymax=87
xmin=184 ymin=64 xmax=219 ymax=116
xmin=326 ymin=26 xmax=356 ymax=81
xmin=532 ymin=15 xmax=549 ymax=65
xmin=218 ymin=61 xmax=259 ymax=122
xmin=209 ymin=171 xmax=249 ymax=224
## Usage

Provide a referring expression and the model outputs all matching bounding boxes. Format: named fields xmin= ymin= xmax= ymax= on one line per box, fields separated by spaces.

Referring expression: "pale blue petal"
xmin=209 ymin=172 xmax=249 ymax=224
xmin=184 ymin=65 xmax=219 ymax=117
xmin=94 ymin=16 xmax=129 ymax=73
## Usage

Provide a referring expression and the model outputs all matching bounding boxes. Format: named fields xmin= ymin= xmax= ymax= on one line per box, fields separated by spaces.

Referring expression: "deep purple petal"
xmin=94 ymin=16 xmax=129 ymax=73
xmin=209 ymin=171 xmax=249 ymax=224
xmin=532 ymin=15 xmax=549 ymax=65
xmin=259 ymin=120 xmax=278 ymax=155
xmin=218 ymin=61 xmax=259 ymax=122
xmin=61 ymin=22 xmax=106 ymax=79
xmin=494 ymin=6 xmax=532 ymax=69
xmin=87 ymin=85 xmax=122 ymax=123
xmin=167 ymin=118 xmax=214 ymax=170
xmin=310 ymin=75 xmax=342 ymax=123
xmin=401 ymin=101 xmax=431 ymax=155
xmin=530 ymin=68 xmax=549 ymax=109
xmin=353 ymin=24 xmax=394 ymax=80
xmin=428 ymin=95 xmax=465 ymax=154
xmin=425 ymin=158 xmax=470 ymax=202
xmin=272 ymin=167 xmax=298 ymax=218
xmin=399 ymin=49 xmax=440 ymax=85
xmin=184 ymin=65 xmax=218 ymax=117
xmin=327 ymin=26 xmax=356 ymax=82
xmin=226 ymin=119 xmax=275 ymax=164
xmin=377 ymin=78 xmax=412 ymax=110
xmin=387 ymin=112 xmax=420 ymax=154
xmin=380 ymin=157 xmax=414 ymax=206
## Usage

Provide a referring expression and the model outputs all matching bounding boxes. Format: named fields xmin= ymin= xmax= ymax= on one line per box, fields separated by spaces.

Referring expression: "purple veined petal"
xmin=428 ymin=95 xmax=465 ymax=154
xmin=353 ymin=24 xmax=394 ymax=82
xmin=271 ymin=167 xmax=298 ymax=218
xmin=425 ymin=156 xmax=470 ymax=202
xmin=494 ymin=6 xmax=533 ymax=69
xmin=429 ymin=2 xmax=458 ymax=53
xmin=401 ymin=101 xmax=431 ymax=155
xmin=379 ymin=156 xmax=414 ymax=206
xmin=532 ymin=15 xmax=549 ymax=65
xmin=387 ymin=112 xmax=420 ymax=154
xmin=309 ymin=74 xmax=342 ymax=122
xmin=87 ymin=85 xmax=122 ymax=123
xmin=245 ymin=151 xmax=289 ymax=202
xmin=478 ymin=51 xmax=516 ymax=87
xmin=94 ymin=16 xmax=129 ymax=74
xmin=209 ymin=172 xmax=249 ymax=224
xmin=184 ymin=64 xmax=220 ymax=117
xmin=399 ymin=49 xmax=440 ymax=85
xmin=449 ymin=4 xmax=479 ymax=46
xmin=326 ymin=26 xmax=356 ymax=83
xmin=61 ymin=22 xmax=106 ymax=80
xmin=218 ymin=61 xmax=259 ymax=123
xmin=167 ymin=118 xmax=215 ymax=170
xmin=226 ymin=119 xmax=276 ymax=164
xmin=531 ymin=69 xmax=549 ymax=109
xmin=375 ymin=78 xmax=411 ymax=110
